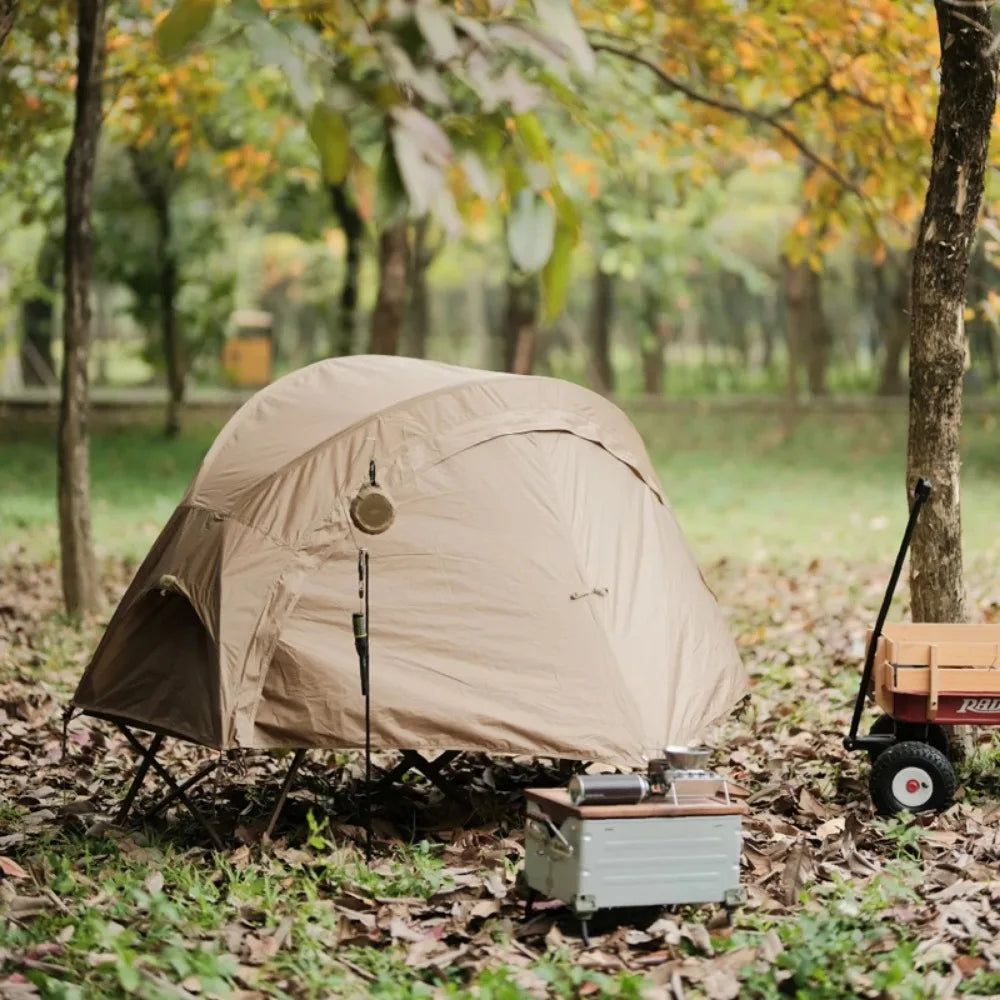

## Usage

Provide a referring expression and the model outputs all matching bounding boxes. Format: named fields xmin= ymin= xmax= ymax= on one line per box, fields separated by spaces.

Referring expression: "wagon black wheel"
xmin=866 ymin=714 xmax=950 ymax=762
xmin=869 ymin=740 xmax=956 ymax=815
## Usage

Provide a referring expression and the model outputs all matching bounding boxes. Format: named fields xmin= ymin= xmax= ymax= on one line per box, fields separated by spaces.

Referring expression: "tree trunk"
xmin=406 ymin=217 xmax=438 ymax=359
xmin=783 ymin=255 xmax=829 ymax=396
xmin=58 ymin=0 xmax=106 ymax=616
xmin=639 ymin=290 xmax=665 ymax=394
xmin=369 ymin=220 xmax=409 ymax=355
xmin=20 ymin=232 xmax=59 ymax=387
xmin=0 ymin=0 xmax=16 ymax=49
xmin=588 ymin=265 xmax=615 ymax=394
xmin=130 ymin=147 xmax=183 ymax=438
xmin=503 ymin=274 xmax=539 ymax=375
xmin=907 ymin=0 xmax=997 ymax=626
xmin=781 ymin=256 xmax=803 ymax=412
xmin=154 ymin=195 xmax=183 ymax=437
xmin=761 ymin=293 xmax=777 ymax=373
xmin=874 ymin=252 xmax=910 ymax=397
xmin=330 ymin=182 xmax=363 ymax=356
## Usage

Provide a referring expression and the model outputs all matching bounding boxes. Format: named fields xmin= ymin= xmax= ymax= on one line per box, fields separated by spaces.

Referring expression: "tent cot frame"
xmin=92 ymin=710 xmax=464 ymax=847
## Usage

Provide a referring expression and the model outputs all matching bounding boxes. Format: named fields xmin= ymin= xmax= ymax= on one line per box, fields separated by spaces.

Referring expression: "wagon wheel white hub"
xmin=891 ymin=766 xmax=934 ymax=808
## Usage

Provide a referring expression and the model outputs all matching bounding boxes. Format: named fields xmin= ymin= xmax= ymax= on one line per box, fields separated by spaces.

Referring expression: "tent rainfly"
xmin=72 ymin=355 xmax=746 ymax=771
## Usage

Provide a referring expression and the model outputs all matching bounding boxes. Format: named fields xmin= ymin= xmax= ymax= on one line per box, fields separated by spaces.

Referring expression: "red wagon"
xmin=844 ymin=479 xmax=1000 ymax=814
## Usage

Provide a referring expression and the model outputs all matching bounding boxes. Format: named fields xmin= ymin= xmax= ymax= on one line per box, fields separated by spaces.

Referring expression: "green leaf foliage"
xmin=153 ymin=0 xmax=216 ymax=61
xmin=243 ymin=18 xmax=315 ymax=110
xmin=532 ymin=0 xmax=596 ymax=77
xmin=541 ymin=188 xmax=579 ymax=318
xmin=514 ymin=112 xmax=551 ymax=164
xmin=307 ymin=103 xmax=350 ymax=184
xmin=507 ymin=187 xmax=555 ymax=272
xmin=541 ymin=218 xmax=573 ymax=319
xmin=414 ymin=2 xmax=461 ymax=63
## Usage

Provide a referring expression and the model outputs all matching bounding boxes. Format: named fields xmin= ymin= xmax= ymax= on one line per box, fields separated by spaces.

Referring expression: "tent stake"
xmin=263 ymin=748 xmax=307 ymax=840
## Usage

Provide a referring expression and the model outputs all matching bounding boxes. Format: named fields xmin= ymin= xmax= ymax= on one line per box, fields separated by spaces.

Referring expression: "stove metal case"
xmin=523 ymin=769 xmax=747 ymax=919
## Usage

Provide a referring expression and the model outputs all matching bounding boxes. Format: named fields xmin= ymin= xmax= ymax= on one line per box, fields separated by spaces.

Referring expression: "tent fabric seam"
xmin=192 ymin=370 xmax=511 ymax=504
xmin=181 ymin=501 xmax=297 ymax=553
xmin=233 ymin=563 xmax=312 ymax=748
xmin=189 ymin=420 xmax=663 ymax=550
xmin=191 ymin=372 xmax=653 ymax=511
xmin=419 ymin=424 xmax=664 ymax=507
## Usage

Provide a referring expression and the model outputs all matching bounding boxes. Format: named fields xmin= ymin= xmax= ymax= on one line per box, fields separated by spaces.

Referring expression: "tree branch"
xmin=590 ymin=40 xmax=868 ymax=204
xmin=0 ymin=0 xmax=16 ymax=50
xmin=769 ymin=78 xmax=831 ymax=118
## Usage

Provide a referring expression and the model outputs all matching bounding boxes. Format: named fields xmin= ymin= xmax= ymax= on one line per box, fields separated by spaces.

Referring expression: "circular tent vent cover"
xmin=349 ymin=483 xmax=396 ymax=535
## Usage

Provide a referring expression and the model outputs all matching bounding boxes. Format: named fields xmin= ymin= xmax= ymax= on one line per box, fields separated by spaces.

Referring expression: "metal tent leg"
xmin=116 ymin=733 xmax=165 ymax=824
xmin=115 ymin=725 xmax=225 ymax=851
xmin=373 ymin=750 xmax=462 ymax=798
xmin=263 ymin=749 xmax=307 ymax=840
xmin=142 ymin=758 xmax=222 ymax=820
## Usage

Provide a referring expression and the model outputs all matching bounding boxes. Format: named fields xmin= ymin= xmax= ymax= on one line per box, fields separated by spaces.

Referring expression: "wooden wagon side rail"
xmin=883 ymin=637 xmax=1000 ymax=669
xmin=870 ymin=625 xmax=1000 ymax=721
xmin=887 ymin=666 xmax=1000 ymax=697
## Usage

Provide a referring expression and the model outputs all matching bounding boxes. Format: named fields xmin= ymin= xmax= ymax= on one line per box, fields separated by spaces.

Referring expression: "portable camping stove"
xmin=521 ymin=747 xmax=747 ymax=944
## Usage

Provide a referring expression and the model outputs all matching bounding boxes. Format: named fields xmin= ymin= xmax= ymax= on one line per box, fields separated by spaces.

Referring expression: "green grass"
xmin=1 ymin=823 xmax=649 ymax=999
xmin=631 ymin=406 xmax=1000 ymax=570
xmin=0 ymin=420 xmax=219 ymax=563
xmin=3 ymin=405 xmax=999 ymax=571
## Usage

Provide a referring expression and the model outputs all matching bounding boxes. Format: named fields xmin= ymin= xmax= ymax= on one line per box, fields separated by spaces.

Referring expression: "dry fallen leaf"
xmin=0 ymin=858 xmax=28 ymax=880
xmin=143 ymin=871 xmax=164 ymax=894
xmin=701 ymin=968 xmax=741 ymax=1000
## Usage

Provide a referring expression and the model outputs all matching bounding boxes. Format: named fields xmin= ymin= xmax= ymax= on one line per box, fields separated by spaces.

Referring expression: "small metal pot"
xmin=662 ymin=745 xmax=711 ymax=771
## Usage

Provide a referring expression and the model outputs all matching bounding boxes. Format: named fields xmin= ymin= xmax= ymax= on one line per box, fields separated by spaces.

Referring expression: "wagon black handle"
xmin=844 ymin=474 xmax=932 ymax=750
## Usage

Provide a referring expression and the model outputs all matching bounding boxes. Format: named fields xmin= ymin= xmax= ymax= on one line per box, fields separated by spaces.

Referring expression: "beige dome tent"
xmin=73 ymin=356 xmax=745 ymax=771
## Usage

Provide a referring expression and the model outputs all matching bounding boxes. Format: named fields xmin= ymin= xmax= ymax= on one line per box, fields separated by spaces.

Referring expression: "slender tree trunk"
xmin=406 ymin=217 xmax=438 ymax=359
xmin=153 ymin=194 xmax=183 ymax=437
xmin=59 ymin=0 xmax=106 ymax=616
xmin=907 ymin=0 xmax=997 ymax=626
xmin=639 ymin=290 xmax=665 ymax=394
xmin=330 ymin=182 xmax=363 ymax=356
xmin=129 ymin=147 xmax=183 ymax=437
xmin=0 ymin=0 xmax=16 ymax=49
xmin=781 ymin=256 xmax=802 ymax=402
xmin=875 ymin=252 xmax=910 ymax=397
xmin=720 ymin=271 xmax=750 ymax=369
xmin=588 ymin=265 xmax=615 ymax=394
xmin=783 ymin=255 xmax=829 ymax=396
xmin=369 ymin=220 xmax=409 ymax=355
xmin=503 ymin=274 xmax=539 ymax=375
xmin=20 ymin=232 xmax=59 ymax=387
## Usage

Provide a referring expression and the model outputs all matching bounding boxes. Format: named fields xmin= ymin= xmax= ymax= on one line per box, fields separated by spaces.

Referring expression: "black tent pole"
xmin=364 ymin=548 xmax=372 ymax=864
xmin=354 ymin=548 xmax=373 ymax=865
